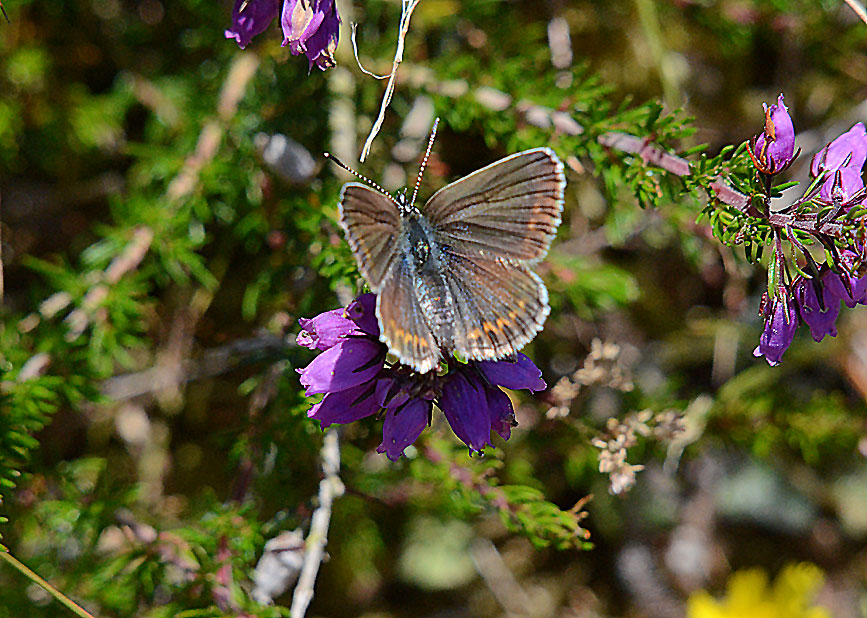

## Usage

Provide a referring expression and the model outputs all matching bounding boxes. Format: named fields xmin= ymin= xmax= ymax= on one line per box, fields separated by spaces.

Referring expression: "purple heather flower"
xmin=308 ymin=381 xmax=381 ymax=429
xmin=476 ymin=354 xmax=547 ymax=392
xmin=345 ymin=293 xmax=379 ymax=337
xmin=810 ymin=123 xmax=867 ymax=205
xmin=439 ymin=370 xmax=496 ymax=453
xmin=226 ymin=0 xmax=340 ymax=71
xmin=225 ymin=0 xmax=280 ymax=49
xmin=823 ymin=250 xmax=867 ymax=308
xmin=297 ymin=295 xmax=548 ymax=460
xmin=819 ymin=167 xmax=864 ymax=203
xmin=377 ymin=398 xmax=432 ymax=461
xmin=297 ymin=308 xmax=357 ymax=351
xmin=752 ymin=94 xmax=796 ymax=175
xmin=793 ymin=275 xmax=839 ymax=342
xmin=753 ymin=291 xmax=799 ymax=366
xmin=811 ymin=123 xmax=867 ymax=178
xmin=297 ymin=338 xmax=385 ymax=395
xmin=281 ymin=0 xmax=339 ymax=71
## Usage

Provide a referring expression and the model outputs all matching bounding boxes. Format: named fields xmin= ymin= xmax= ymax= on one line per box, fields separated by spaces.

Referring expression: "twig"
xmin=101 ymin=333 xmax=292 ymax=401
xmin=358 ymin=0 xmax=421 ymax=162
xmin=470 ymin=538 xmax=533 ymax=617
xmin=843 ymin=0 xmax=867 ymax=27
xmin=251 ymin=529 xmax=305 ymax=605
xmin=289 ymin=430 xmax=343 ymax=618
xmin=0 ymin=550 xmax=98 ymax=618
xmin=350 ymin=23 xmax=390 ymax=79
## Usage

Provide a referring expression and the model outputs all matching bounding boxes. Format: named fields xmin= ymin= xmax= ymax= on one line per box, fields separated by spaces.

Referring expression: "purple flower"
xmin=810 ymin=123 xmax=867 ymax=205
xmin=377 ymin=398 xmax=431 ymax=461
xmin=753 ymin=291 xmax=799 ymax=366
xmin=297 ymin=295 xmax=548 ymax=460
xmin=793 ymin=275 xmax=839 ymax=342
xmin=226 ymin=0 xmax=340 ymax=71
xmin=811 ymin=123 xmax=867 ymax=177
xmin=282 ymin=0 xmax=339 ymax=71
xmin=476 ymin=354 xmax=547 ymax=392
xmin=823 ymin=250 xmax=867 ymax=308
xmin=439 ymin=370 xmax=496 ymax=453
xmin=308 ymin=382 xmax=381 ymax=429
xmin=297 ymin=338 xmax=385 ymax=395
xmin=751 ymin=94 xmax=796 ymax=175
xmin=225 ymin=0 xmax=280 ymax=49
xmin=345 ymin=293 xmax=379 ymax=337
xmin=819 ymin=167 xmax=864 ymax=203
xmin=297 ymin=308 xmax=357 ymax=351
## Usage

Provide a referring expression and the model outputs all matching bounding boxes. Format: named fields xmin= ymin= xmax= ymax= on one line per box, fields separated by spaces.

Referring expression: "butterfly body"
xmin=338 ymin=147 xmax=565 ymax=374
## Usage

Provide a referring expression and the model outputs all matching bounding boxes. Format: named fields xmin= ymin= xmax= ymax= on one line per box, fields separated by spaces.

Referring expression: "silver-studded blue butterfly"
xmin=325 ymin=120 xmax=565 ymax=374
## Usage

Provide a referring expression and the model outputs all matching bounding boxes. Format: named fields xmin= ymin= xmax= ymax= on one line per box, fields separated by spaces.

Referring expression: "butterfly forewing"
xmin=338 ymin=183 xmax=402 ymax=291
xmin=424 ymin=148 xmax=565 ymax=263
xmin=377 ymin=259 xmax=441 ymax=374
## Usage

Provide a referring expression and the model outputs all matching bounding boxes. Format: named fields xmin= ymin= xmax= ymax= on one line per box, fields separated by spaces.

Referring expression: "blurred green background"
xmin=1 ymin=0 xmax=866 ymax=616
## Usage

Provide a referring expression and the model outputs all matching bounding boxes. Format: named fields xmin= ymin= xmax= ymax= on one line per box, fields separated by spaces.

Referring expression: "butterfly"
xmin=326 ymin=120 xmax=565 ymax=374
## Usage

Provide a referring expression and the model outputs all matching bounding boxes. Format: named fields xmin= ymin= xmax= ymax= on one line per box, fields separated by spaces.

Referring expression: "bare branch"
xmin=358 ymin=0 xmax=422 ymax=163
xmin=350 ymin=23 xmax=390 ymax=79
xmin=289 ymin=430 xmax=344 ymax=618
xmin=843 ymin=0 xmax=867 ymax=27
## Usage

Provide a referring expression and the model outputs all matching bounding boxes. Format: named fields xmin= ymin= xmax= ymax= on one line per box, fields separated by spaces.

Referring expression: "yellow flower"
xmin=687 ymin=563 xmax=832 ymax=618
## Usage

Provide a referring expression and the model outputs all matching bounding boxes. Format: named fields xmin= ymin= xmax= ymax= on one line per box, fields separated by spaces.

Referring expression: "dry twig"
xmin=289 ymin=430 xmax=344 ymax=618
xmin=843 ymin=0 xmax=867 ymax=27
xmin=358 ymin=0 xmax=421 ymax=163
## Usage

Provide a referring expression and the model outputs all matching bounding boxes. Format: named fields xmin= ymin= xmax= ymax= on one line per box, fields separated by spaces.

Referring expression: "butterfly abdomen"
xmin=402 ymin=215 xmax=456 ymax=353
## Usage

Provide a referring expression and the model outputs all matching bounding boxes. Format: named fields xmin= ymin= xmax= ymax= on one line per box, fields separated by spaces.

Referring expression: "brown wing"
xmin=376 ymin=259 xmax=442 ymax=374
xmin=439 ymin=253 xmax=549 ymax=361
xmin=423 ymin=148 xmax=565 ymax=264
xmin=338 ymin=183 xmax=401 ymax=291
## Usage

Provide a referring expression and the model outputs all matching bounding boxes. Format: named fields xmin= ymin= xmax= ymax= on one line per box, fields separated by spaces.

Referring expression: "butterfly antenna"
xmin=410 ymin=117 xmax=439 ymax=209
xmin=0 ymin=1 xmax=9 ymax=24
xmin=323 ymin=152 xmax=399 ymax=205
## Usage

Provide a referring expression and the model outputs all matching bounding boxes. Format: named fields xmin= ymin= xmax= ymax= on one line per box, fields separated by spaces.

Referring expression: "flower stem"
xmin=0 ymin=549 xmax=98 ymax=618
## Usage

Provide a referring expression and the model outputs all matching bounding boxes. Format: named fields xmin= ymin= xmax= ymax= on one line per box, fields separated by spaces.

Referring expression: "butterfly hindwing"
xmin=338 ymin=183 xmax=402 ymax=291
xmin=424 ymin=148 xmax=565 ymax=264
xmin=439 ymin=253 xmax=549 ymax=361
xmin=377 ymin=258 xmax=441 ymax=374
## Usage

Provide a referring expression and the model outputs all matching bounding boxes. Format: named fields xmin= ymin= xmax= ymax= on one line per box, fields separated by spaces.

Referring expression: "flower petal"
xmin=818 ymin=167 xmax=864 ymax=203
xmin=345 ymin=293 xmax=380 ymax=337
xmin=297 ymin=308 xmax=358 ymax=351
xmin=753 ymin=295 xmax=799 ymax=366
xmin=811 ymin=122 xmax=867 ymax=177
xmin=302 ymin=0 xmax=339 ymax=70
xmin=297 ymin=338 xmax=384 ymax=395
xmin=794 ymin=277 xmax=839 ymax=342
xmin=281 ymin=0 xmax=324 ymax=50
xmin=308 ymin=381 xmax=381 ymax=429
xmin=438 ymin=371 xmax=493 ymax=453
xmin=376 ymin=398 xmax=431 ymax=461
xmin=485 ymin=386 xmax=516 ymax=441
xmin=476 ymin=353 xmax=546 ymax=392
xmin=754 ymin=94 xmax=795 ymax=173
xmin=224 ymin=0 xmax=280 ymax=49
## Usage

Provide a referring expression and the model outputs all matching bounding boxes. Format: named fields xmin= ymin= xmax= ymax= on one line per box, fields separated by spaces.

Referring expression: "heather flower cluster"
xmin=747 ymin=94 xmax=867 ymax=366
xmin=225 ymin=0 xmax=339 ymax=71
xmin=296 ymin=294 xmax=547 ymax=460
